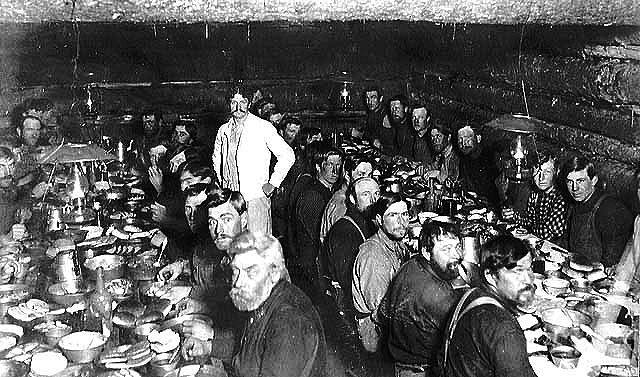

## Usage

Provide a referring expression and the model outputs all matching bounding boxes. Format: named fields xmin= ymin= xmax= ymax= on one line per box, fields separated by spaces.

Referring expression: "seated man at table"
xmin=502 ymin=149 xmax=567 ymax=243
xmin=421 ymin=120 xmax=459 ymax=186
xmin=181 ymin=231 xmax=327 ymax=377
xmin=352 ymin=192 xmax=410 ymax=353
xmin=159 ymin=188 xmax=248 ymax=315
xmin=320 ymin=176 xmax=379 ymax=312
xmin=443 ymin=235 xmax=537 ymax=377
xmin=409 ymin=102 xmax=433 ymax=167
xmin=456 ymin=125 xmax=500 ymax=207
xmin=380 ymin=220 xmax=464 ymax=377
xmin=319 ymin=153 xmax=374 ymax=243
xmin=563 ymin=155 xmax=633 ymax=267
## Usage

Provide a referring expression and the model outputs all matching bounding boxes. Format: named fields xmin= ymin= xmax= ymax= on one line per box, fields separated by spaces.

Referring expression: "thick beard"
xmin=515 ymin=285 xmax=536 ymax=308
xmin=230 ymin=281 xmax=273 ymax=312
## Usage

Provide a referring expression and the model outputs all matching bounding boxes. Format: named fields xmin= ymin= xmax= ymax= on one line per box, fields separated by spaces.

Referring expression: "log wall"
xmin=1 ymin=21 xmax=640 ymax=208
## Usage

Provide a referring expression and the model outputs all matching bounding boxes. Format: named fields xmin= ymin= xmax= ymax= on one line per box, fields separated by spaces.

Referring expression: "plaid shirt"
xmin=515 ymin=186 xmax=567 ymax=242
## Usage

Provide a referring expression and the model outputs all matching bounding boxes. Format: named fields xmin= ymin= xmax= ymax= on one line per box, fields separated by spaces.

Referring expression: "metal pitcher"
xmin=54 ymin=249 xmax=82 ymax=282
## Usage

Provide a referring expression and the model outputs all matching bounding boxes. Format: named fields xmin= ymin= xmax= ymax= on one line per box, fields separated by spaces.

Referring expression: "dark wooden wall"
xmin=1 ymin=21 xmax=639 ymax=208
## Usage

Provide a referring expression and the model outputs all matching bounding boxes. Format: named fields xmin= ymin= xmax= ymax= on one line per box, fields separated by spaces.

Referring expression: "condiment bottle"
xmin=87 ymin=267 xmax=113 ymax=339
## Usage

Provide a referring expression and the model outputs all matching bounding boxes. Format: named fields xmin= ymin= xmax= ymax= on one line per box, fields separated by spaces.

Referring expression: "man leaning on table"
xmin=442 ymin=235 xmax=537 ymax=377
xmin=181 ymin=231 xmax=327 ymax=377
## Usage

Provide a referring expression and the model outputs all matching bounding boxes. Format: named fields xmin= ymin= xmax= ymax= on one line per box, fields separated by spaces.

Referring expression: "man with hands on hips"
xmin=181 ymin=231 xmax=327 ymax=377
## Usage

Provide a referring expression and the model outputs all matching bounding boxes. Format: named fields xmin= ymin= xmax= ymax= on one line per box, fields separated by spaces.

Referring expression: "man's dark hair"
xmin=371 ymin=192 xmax=409 ymax=218
xmin=173 ymin=119 xmax=198 ymax=142
xmin=533 ymin=148 xmax=558 ymax=170
xmin=480 ymin=235 xmax=530 ymax=277
xmin=177 ymin=160 xmax=214 ymax=181
xmin=562 ymin=155 xmax=596 ymax=180
xmin=344 ymin=154 xmax=374 ymax=180
xmin=20 ymin=115 xmax=43 ymax=130
xmin=307 ymin=141 xmax=343 ymax=176
xmin=419 ymin=220 xmax=459 ymax=255
xmin=205 ymin=187 xmax=247 ymax=215
xmin=227 ymin=84 xmax=253 ymax=102
xmin=362 ymin=85 xmax=382 ymax=106
xmin=388 ymin=94 xmax=408 ymax=109
xmin=280 ymin=116 xmax=302 ymax=132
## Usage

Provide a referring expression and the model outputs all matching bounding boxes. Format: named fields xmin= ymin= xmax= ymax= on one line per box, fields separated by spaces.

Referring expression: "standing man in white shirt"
xmin=213 ymin=86 xmax=295 ymax=235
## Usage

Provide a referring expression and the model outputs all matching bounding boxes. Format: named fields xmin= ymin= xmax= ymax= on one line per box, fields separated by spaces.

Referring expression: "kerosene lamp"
xmin=488 ymin=114 xmax=540 ymax=180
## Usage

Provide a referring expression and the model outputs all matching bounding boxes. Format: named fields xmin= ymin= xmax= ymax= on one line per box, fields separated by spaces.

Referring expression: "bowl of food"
xmin=591 ymin=323 xmax=633 ymax=359
xmin=570 ymin=278 xmax=591 ymax=293
xmin=48 ymin=280 xmax=91 ymax=307
xmin=542 ymin=277 xmax=570 ymax=296
xmin=0 ymin=360 xmax=29 ymax=377
xmin=84 ymin=255 xmax=124 ymax=281
xmin=58 ymin=331 xmax=107 ymax=363
xmin=105 ymin=278 xmax=133 ymax=301
xmin=550 ymin=345 xmax=581 ymax=369
xmin=540 ymin=308 xmax=591 ymax=343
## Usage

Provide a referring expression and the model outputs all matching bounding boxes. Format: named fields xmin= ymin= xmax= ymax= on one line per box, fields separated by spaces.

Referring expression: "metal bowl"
xmin=550 ymin=345 xmax=581 ymax=369
xmin=58 ymin=331 xmax=107 ymax=364
xmin=540 ymin=308 xmax=591 ymax=343
xmin=542 ymin=277 xmax=570 ymax=296
xmin=48 ymin=229 xmax=88 ymax=243
xmin=158 ymin=314 xmax=213 ymax=336
xmin=48 ymin=280 xmax=91 ymax=307
xmin=0 ymin=360 xmax=28 ymax=377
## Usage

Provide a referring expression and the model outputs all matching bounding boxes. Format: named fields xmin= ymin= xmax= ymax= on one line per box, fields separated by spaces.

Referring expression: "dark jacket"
xmin=379 ymin=255 xmax=461 ymax=367
xmin=568 ymin=188 xmax=633 ymax=266
xmin=458 ymin=146 xmax=500 ymax=207
xmin=444 ymin=287 xmax=536 ymax=377
xmin=320 ymin=204 xmax=377 ymax=304
xmin=292 ymin=178 xmax=332 ymax=283
xmin=230 ymin=280 xmax=327 ymax=377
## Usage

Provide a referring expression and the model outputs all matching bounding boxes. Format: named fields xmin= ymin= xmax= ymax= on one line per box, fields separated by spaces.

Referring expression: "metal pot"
xmin=592 ymin=323 xmax=633 ymax=359
xmin=540 ymin=308 xmax=591 ymax=343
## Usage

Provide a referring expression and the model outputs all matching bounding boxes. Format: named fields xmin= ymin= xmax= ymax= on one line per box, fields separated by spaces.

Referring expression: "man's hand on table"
xmin=181 ymin=336 xmax=212 ymax=361
xmin=183 ymin=319 xmax=214 ymax=340
xmin=176 ymin=297 xmax=206 ymax=315
xmin=148 ymin=166 xmax=164 ymax=194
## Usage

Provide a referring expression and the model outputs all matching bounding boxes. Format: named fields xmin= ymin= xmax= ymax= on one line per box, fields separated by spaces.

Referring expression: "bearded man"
xmin=181 ymin=231 xmax=327 ymax=377
xmin=443 ymin=235 xmax=537 ymax=377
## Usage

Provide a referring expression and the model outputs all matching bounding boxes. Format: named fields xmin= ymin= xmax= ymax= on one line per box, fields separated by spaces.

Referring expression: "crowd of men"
xmin=3 ymin=85 xmax=640 ymax=377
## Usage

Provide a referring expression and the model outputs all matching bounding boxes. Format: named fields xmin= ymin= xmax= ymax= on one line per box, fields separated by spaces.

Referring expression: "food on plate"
xmin=31 ymin=351 xmax=68 ymax=376
xmin=569 ymin=260 xmax=594 ymax=272
xmin=106 ymin=278 xmax=133 ymax=297
xmin=34 ymin=321 xmax=69 ymax=333
xmin=58 ymin=331 xmax=106 ymax=351
xmin=148 ymin=329 xmax=180 ymax=354
xmin=113 ymin=312 xmax=137 ymax=328
xmin=97 ymin=369 xmax=141 ymax=377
